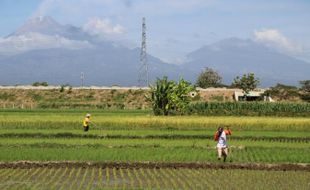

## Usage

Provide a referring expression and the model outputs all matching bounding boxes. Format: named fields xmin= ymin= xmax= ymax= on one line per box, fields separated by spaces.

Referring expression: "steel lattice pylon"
xmin=138 ymin=17 xmax=149 ymax=87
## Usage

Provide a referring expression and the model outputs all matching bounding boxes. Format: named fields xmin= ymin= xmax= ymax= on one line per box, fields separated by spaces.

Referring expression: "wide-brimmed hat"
xmin=86 ymin=113 xmax=91 ymax=117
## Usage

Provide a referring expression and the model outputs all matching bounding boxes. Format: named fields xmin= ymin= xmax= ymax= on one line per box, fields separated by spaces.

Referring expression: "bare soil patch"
xmin=0 ymin=161 xmax=309 ymax=171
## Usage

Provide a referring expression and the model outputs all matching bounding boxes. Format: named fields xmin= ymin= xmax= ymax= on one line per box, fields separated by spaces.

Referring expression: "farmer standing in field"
xmin=83 ymin=113 xmax=91 ymax=132
xmin=214 ymin=126 xmax=232 ymax=162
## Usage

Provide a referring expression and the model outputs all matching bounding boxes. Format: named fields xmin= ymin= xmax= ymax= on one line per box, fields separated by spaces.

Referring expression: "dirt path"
xmin=0 ymin=161 xmax=309 ymax=171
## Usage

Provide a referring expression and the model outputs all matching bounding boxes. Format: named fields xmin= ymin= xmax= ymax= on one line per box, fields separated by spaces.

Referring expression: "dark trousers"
xmin=83 ymin=126 xmax=89 ymax=132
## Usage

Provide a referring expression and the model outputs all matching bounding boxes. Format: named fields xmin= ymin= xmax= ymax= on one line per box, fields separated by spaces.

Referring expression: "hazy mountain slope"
xmin=0 ymin=17 xmax=309 ymax=87
xmin=182 ymin=38 xmax=310 ymax=86
xmin=0 ymin=16 xmax=182 ymax=86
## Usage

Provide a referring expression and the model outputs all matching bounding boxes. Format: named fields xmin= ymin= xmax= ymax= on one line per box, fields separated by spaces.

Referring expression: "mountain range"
xmin=0 ymin=16 xmax=309 ymax=87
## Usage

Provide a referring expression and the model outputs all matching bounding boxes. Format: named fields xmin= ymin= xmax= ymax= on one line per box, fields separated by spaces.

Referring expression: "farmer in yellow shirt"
xmin=83 ymin=113 xmax=91 ymax=132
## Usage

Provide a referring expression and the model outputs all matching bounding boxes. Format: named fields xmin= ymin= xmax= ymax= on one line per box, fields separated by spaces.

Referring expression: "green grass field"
xmin=0 ymin=109 xmax=309 ymax=189
xmin=0 ymin=109 xmax=309 ymax=162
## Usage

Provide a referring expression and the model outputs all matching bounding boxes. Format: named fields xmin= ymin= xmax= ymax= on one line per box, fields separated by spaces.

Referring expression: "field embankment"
xmin=0 ymin=88 xmax=150 ymax=109
xmin=1 ymin=88 xmax=310 ymax=117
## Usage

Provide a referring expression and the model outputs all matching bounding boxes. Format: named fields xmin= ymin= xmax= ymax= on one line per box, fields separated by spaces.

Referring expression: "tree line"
xmin=196 ymin=67 xmax=309 ymax=102
xmin=150 ymin=67 xmax=310 ymax=115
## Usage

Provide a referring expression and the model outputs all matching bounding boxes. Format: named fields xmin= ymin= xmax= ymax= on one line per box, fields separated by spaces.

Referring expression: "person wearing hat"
xmin=83 ymin=113 xmax=91 ymax=132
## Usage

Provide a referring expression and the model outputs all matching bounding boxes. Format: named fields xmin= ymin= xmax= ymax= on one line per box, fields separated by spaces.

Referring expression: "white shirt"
xmin=217 ymin=131 xmax=227 ymax=148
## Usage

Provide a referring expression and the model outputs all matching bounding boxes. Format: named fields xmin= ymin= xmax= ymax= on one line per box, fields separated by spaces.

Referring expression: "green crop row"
xmin=0 ymin=137 xmax=308 ymax=149
xmin=0 ymin=133 xmax=308 ymax=143
xmin=0 ymin=146 xmax=309 ymax=163
xmin=1 ymin=167 xmax=309 ymax=190
xmin=187 ymin=102 xmax=310 ymax=116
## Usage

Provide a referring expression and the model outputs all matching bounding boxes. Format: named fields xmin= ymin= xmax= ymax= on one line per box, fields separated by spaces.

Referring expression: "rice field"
xmin=0 ymin=109 xmax=310 ymax=131
xmin=0 ymin=109 xmax=309 ymax=189
xmin=0 ymin=167 xmax=309 ymax=190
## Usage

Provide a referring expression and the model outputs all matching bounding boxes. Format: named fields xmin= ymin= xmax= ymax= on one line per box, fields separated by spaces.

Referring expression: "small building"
xmin=234 ymin=90 xmax=274 ymax=102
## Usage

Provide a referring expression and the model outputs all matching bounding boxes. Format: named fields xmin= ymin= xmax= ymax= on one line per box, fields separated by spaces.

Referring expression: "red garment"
xmin=214 ymin=131 xmax=219 ymax=141
xmin=214 ymin=129 xmax=232 ymax=141
xmin=224 ymin=129 xmax=232 ymax=135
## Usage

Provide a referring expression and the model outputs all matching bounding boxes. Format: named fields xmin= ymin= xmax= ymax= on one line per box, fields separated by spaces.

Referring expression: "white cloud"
xmin=0 ymin=33 xmax=93 ymax=55
xmin=83 ymin=18 xmax=126 ymax=36
xmin=254 ymin=29 xmax=303 ymax=54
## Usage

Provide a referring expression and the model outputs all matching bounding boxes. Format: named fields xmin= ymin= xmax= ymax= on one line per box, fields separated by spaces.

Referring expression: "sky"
xmin=0 ymin=0 xmax=310 ymax=64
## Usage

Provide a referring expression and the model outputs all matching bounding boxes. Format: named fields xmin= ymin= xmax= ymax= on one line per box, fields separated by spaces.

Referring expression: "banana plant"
xmin=148 ymin=77 xmax=195 ymax=115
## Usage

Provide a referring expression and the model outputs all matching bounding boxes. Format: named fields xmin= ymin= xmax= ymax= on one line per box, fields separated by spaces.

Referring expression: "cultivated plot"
xmin=0 ymin=166 xmax=309 ymax=190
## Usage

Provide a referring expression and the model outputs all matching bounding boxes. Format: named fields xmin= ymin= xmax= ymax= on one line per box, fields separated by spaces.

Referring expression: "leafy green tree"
xmin=32 ymin=82 xmax=48 ymax=86
xmin=300 ymin=80 xmax=310 ymax=93
xmin=264 ymin=83 xmax=299 ymax=101
xmin=196 ymin=67 xmax=222 ymax=88
xmin=149 ymin=77 xmax=195 ymax=115
xmin=232 ymin=73 xmax=260 ymax=96
xmin=299 ymin=80 xmax=310 ymax=102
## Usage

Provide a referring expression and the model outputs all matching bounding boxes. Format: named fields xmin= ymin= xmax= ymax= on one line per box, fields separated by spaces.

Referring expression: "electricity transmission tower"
xmin=80 ymin=72 xmax=84 ymax=87
xmin=138 ymin=17 xmax=149 ymax=87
